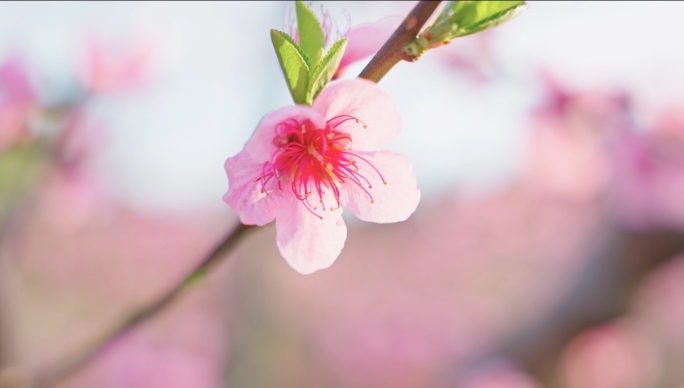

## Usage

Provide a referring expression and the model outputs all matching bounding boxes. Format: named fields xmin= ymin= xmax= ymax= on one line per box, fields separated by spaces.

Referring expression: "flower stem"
xmin=358 ymin=0 xmax=442 ymax=83
xmin=33 ymin=222 xmax=255 ymax=388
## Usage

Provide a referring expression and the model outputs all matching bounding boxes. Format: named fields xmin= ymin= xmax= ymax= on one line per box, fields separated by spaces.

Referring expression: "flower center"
xmin=258 ymin=116 xmax=385 ymax=219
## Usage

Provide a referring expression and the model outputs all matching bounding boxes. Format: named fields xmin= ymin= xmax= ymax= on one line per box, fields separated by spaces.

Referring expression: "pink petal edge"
xmin=313 ymin=78 xmax=401 ymax=151
xmin=335 ymin=16 xmax=402 ymax=78
xmin=223 ymin=152 xmax=286 ymax=226
xmin=275 ymin=204 xmax=347 ymax=274
xmin=341 ymin=150 xmax=420 ymax=223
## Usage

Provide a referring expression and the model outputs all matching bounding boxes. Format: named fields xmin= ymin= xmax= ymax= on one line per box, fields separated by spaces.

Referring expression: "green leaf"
xmin=306 ymin=38 xmax=347 ymax=104
xmin=270 ymin=29 xmax=310 ymax=105
xmin=413 ymin=1 xmax=526 ymax=55
xmin=296 ymin=1 xmax=326 ymax=67
xmin=443 ymin=1 xmax=526 ymax=37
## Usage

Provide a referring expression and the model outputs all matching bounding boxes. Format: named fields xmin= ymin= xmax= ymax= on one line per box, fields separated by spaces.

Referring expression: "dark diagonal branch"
xmin=358 ymin=1 xmax=441 ymax=83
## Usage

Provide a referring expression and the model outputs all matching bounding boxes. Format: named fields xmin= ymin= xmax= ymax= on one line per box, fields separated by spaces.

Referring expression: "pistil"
xmin=257 ymin=116 xmax=384 ymax=218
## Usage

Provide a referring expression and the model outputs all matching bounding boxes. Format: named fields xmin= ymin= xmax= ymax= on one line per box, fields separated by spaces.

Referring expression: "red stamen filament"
xmin=257 ymin=116 xmax=382 ymax=218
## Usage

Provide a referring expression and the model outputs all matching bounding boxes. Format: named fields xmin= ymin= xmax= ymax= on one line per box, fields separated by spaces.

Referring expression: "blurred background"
xmin=2 ymin=1 xmax=684 ymax=387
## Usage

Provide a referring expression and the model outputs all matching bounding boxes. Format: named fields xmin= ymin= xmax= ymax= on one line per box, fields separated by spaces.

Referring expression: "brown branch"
xmin=358 ymin=1 xmax=442 ymax=83
xmin=33 ymin=222 xmax=255 ymax=388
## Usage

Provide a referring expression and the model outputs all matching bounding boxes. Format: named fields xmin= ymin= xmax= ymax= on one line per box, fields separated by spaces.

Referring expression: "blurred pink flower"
xmin=79 ymin=36 xmax=154 ymax=94
xmin=522 ymin=113 xmax=612 ymax=201
xmin=634 ymin=253 xmax=684 ymax=348
xmin=435 ymin=31 xmax=498 ymax=85
xmin=333 ymin=16 xmax=400 ymax=79
xmin=521 ymin=72 xmax=631 ymax=201
xmin=459 ymin=362 xmax=542 ymax=388
xmin=262 ymin=182 xmax=603 ymax=387
xmin=0 ymin=55 xmax=36 ymax=150
xmin=611 ymin=104 xmax=684 ymax=229
xmin=533 ymin=71 xmax=631 ymax=131
xmin=0 ymin=55 xmax=34 ymax=102
xmin=308 ymin=293 xmax=497 ymax=388
xmin=224 ymin=79 xmax=420 ymax=274
xmin=61 ymin=312 xmax=225 ymax=388
xmin=40 ymin=112 xmax=111 ymax=231
xmin=559 ymin=319 xmax=661 ymax=388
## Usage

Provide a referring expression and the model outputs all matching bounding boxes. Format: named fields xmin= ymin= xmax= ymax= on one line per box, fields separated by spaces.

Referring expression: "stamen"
xmin=257 ymin=116 xmax=384 ymax=213
xmin=342 ymin=151 xmax=387 ymax=184
xmin=327 ymin=114 xmax=368 ymax=130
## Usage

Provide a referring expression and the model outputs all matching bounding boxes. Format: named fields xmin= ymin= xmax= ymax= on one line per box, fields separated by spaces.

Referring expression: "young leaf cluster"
xmin=271 ymin=1 xmax=347 ymax=106
xmin=404 ymin=1 xmax=527 ymax=59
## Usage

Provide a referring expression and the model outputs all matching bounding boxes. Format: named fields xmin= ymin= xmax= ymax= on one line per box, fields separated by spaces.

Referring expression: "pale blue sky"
xmin=2 ymin=2 xmax=683 ymax=213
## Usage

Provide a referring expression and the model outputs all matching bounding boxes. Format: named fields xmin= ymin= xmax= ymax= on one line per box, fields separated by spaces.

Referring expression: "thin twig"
xmin=358 ymin=1 xmax=441 ymax=83
xmin=33 ymin=222 xmax=255 ymax=388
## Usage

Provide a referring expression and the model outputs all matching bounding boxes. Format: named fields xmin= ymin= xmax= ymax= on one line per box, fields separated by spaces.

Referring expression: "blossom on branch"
xmin=224 ymin=79 xmax=420 ymax=274
xmin=0 ymin=55 xmax=36 ymax=151
xmin=79 ymin=35 xmax=154 ymax=94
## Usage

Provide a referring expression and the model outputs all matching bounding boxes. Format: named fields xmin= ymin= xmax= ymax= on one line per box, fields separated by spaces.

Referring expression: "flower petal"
xmin=341 ymin=150 xmax=420 ymax=223
xmin=0 ymin=55 xmax=35 ymax=102
xmin=243 ymin=105 xmax=326 ymax=161
xmin=275 ymin=204 xmax=347 ymax=274
xmin=313 ymin=78 xmax=401 ymax=151
xmin=335 ymin=16 xmax=402 ymax=79
xmin=223 ymin=151 xmax=287 ymax=226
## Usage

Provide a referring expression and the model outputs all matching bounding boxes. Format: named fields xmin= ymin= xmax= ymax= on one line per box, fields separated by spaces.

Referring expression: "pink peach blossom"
xmin=0 ymin=55 xmax=36 ymax=150
xmin=0 ymin=56 xmax=34 ymax=103
xmin=559 ymin=319 xmax=661 ymax=388
xmin=459 ymin=361 xmax=542 ymax=388
xmin=79 ymin=36 xmax=153 ymax=94
xmin=40 ymin=112 xmax=111 ymax=231
xmin=635 ymin=253 xmax=684 ymax=347
xmin=334 ymin=16 xmax=401 ymax=79
xmin=223 ymin=79 xmax=420 ymax=274
xmin=611 ymin=104 xmax=684 ymax=230
xmin=521 ymin=72 xmax=631 ymax=202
